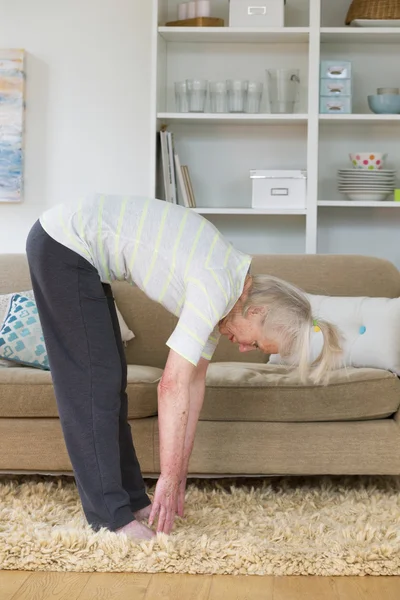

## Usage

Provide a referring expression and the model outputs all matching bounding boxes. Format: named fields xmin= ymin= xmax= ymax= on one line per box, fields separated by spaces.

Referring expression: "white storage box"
xmin=229 ymin=0 xmax=284 ymax=27
xmin=250 ymin=170 xmax=307 ymax=209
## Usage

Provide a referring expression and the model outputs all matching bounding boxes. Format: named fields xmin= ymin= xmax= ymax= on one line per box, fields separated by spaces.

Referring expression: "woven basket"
xmin=346 ymin=0 xmax=400 ymax=24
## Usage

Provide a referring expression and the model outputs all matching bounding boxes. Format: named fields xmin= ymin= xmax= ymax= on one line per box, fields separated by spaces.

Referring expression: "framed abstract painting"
xmin=0 ymin=49 xmax=25 ymax=203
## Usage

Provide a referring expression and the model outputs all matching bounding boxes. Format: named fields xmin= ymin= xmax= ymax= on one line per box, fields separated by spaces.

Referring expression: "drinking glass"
xmin=187 ymin=79 xmax=208 ymax=112
xmin=209 ymin=81 xmax=227 ymax=113
xmin=175 ymin=81 xmax=189 ymax=113
xmin=245 ymin=81 xmax=263 ymax=113
xmin=227 ymin=79 xmax=248 ymax=113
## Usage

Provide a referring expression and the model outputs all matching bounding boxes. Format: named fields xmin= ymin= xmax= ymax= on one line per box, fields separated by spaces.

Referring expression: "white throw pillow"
xmin=115 ymin=305 xmax=135 ymax=343
xmin=269 ymin=294 xmax=400 ymax=375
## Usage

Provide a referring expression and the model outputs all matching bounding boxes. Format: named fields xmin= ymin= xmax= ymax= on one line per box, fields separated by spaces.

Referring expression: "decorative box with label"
xmin=250 ymin=169 xmax=307 ymax=209
xmin=229 ymin=0 xmax=285 ymax=27
xmin=319 ymin=60 xmax=352 ymax=114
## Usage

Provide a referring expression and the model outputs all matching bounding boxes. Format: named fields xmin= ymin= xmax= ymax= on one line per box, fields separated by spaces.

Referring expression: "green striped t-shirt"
xmin=40 ymin=195 xmax=252 ymax=366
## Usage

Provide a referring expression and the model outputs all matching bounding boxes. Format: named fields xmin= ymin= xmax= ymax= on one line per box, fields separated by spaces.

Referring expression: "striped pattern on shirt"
xmin=40 ymin=195 xmax=252 ymax=366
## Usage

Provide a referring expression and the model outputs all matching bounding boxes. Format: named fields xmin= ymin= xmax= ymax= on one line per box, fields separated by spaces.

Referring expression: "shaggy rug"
xmin=1 ymin=474 xmax=400 ymax=576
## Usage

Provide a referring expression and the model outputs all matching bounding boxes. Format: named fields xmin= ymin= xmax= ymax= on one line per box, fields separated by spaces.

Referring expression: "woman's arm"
xmin=182 ymin=358 xmax=209 ymax=471
xmin=149 ymin=349 xmax=195 ymax=533
xmin=177 ymin=358 xmax=209 ymax=517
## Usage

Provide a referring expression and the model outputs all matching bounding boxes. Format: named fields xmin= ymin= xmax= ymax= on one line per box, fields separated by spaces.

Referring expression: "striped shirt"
xmin=40 ymin=195 xmax=252 ymax=366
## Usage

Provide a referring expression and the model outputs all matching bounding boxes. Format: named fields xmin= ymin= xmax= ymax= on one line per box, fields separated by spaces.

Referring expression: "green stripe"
xmin=186 ymin=301 xmax=213 ymax=328
xmin=201 ymin=351 xmax=212 ymax=360
xmin=184 ymin=220 xmax=206 ymax=281
xmin=159 ymin=210 xmax=189 ymax=303
xmin=186 ymin=277 xmax=220 ymax=320
xmin=129 ymin=198 xmax=150 ymax=272
xmin=114 ymin=196 xmax=128 ymax=279
xmin=210 ymin=269 xmax=228 ymax=304
xmin=206 ymin=233 xmax=219 ymax=267
xmin=97 ymin=195 xmax=110 ymax=281
xmin=144 ymin=203 xmax=170 ymax=289
xmin=236 ymin=256 xmax=251 ymax=294
xmin=224 ymin=244 xmax=232 ymax=267
xmin=178 ymin=322 xmax=206 ymax=346
xmin=224 ymin=245 xmax=235 ymax=303
xmin=175 ymin=219 xmax=205 ymax=315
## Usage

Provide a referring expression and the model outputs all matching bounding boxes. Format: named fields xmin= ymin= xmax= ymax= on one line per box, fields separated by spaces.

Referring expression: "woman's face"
xmin=218 ymin=308 xmax=279 ymax=355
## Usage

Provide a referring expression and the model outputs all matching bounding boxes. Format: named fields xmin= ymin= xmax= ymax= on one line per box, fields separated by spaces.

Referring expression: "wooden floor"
xmin=1 ymin=571 xmax=400 ymax=600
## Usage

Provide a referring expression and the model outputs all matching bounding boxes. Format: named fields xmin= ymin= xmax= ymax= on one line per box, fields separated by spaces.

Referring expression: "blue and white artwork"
xmin=0 ymin=49 xmax=25 ymax=203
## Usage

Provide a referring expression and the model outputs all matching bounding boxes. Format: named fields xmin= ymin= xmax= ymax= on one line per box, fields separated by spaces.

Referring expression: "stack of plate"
xmin=338 ymin=169 xmax=397 ymax=202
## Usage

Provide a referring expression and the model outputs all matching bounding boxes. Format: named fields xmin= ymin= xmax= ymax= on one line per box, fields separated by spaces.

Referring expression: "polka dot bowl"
xmin=349 ymin=153 xmax=387 ymax=170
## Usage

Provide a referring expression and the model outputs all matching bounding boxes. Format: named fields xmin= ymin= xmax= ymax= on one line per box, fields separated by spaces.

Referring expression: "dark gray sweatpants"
xmin=26 ymin=220 xmax=151 ymax=532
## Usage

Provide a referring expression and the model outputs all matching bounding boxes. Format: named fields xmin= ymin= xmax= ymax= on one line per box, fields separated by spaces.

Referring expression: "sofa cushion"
xmin=0 ymin=365 xmax=162 ymax=418
xmin=201 ymin=362 xmax=400 ymax=422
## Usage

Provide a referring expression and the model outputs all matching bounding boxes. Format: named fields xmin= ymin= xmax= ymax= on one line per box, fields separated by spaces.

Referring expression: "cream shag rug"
xmin=1 ymin=475 xmax=400 ymax=576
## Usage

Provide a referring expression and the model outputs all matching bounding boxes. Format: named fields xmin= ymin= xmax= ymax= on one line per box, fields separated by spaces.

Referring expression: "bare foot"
xmin=116 ymin=519 xmax=156 ymax=541
xmin=133 ymin=505 xmax=152 ymax=522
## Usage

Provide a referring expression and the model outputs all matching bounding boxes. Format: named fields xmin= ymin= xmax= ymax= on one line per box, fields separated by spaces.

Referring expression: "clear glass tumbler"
xmin=227 ymin=79 xmax=248 ymax=113
xmin=245 ymin=81 xmax=263 ymax=113
xmin=175 ymin=81 xmax=189 ymax=113
xmin=187 ymin=79 xmax=208 ymax=112
xmin=209 ymin=81 xmax=227 ymax=113
xmin=266 ymin=69 xmax=300 ymax=114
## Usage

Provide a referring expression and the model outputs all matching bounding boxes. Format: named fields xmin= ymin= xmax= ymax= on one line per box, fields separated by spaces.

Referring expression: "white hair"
xmin=243 ymin=274 xmax=343 ymax=385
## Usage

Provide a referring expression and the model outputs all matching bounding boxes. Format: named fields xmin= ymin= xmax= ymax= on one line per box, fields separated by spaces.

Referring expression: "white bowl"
xmin=349 ymin=152 xmax=387 ymax=170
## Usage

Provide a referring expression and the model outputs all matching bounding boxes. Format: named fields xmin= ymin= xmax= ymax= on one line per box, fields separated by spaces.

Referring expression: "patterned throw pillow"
xmin=0 ymin=294 xmax=49 ymax=369
xmin=0 ymin=291 xmax=135 ymax=369
xmin=0 ymin=290 xmax=35 ymax=367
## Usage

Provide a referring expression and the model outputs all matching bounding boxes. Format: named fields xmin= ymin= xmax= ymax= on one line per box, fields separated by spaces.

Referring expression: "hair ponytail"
xmin=294 ymin=320 xmax=312 ymax=384
xmin=309 ymin=318 xmax=343 ymax=384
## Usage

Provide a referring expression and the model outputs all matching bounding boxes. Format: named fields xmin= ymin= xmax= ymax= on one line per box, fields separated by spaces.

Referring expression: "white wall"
xmin=0 ymin=0 xmax=153 ymax=253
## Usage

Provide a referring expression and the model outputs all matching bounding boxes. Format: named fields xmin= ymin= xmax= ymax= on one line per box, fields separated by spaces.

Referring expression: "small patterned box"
xmin=320 ymin=78 xmax=352 ymax=97
xmin=320 ymin=97 xmax=352 ymax=114
xmin=320 ymin=61 xmax=352 ymax=79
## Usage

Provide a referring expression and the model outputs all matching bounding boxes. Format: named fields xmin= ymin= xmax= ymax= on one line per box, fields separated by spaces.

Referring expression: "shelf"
xmin=320 ymin=27 xmax=400 ymax=44
xmin=158 ymin=26 xmax=310 ymax=43
xmin=318 ymin=201 xmax=399 ymax=207
xmin=192 ymin=208 xmax=307 ymax=215
xmin=157 ymin=113 xmax=308 ymax=125
xmin=319 ymin=114 xmax=400 ymax=124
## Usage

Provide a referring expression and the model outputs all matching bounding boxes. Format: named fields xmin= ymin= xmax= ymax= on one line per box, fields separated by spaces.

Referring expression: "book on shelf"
xmin=174 ymin=153 xmax=190 ymax=208
xmin=166 ymin=131 xmax=177 ymax=204
xmin=159 ymin=129 xmax=197 ymax=208
xmin=182 ymin=165 xmax=197 ymax=208
xmin=160 ymin=130 xmax=170 ymax=202
xmin=160 ymin=129 xmax=178 ymax=204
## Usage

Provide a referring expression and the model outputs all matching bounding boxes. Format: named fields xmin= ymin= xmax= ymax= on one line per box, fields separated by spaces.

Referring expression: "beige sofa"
xmin=1 ymin=253 xmax=400 ymax=477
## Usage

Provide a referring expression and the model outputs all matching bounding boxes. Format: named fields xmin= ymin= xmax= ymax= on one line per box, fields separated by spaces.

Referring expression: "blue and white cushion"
xmin=0 ymin=294 xmax=49 ymax=369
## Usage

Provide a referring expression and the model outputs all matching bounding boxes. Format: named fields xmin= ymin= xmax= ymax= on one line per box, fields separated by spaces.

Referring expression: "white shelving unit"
xmin=150 ymin=0 xmax=400 ymax=263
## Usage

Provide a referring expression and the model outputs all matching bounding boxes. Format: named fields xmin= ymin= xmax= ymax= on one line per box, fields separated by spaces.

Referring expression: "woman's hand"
xmin=177 ymin=473 xmax=188 ymax=518
xmin=149 ymin=474 xmax=179 ymax=534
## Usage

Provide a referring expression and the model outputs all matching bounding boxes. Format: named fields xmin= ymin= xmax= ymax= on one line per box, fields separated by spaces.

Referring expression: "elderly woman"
xmin=26 ymin=195 xmax=341 ymax=541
